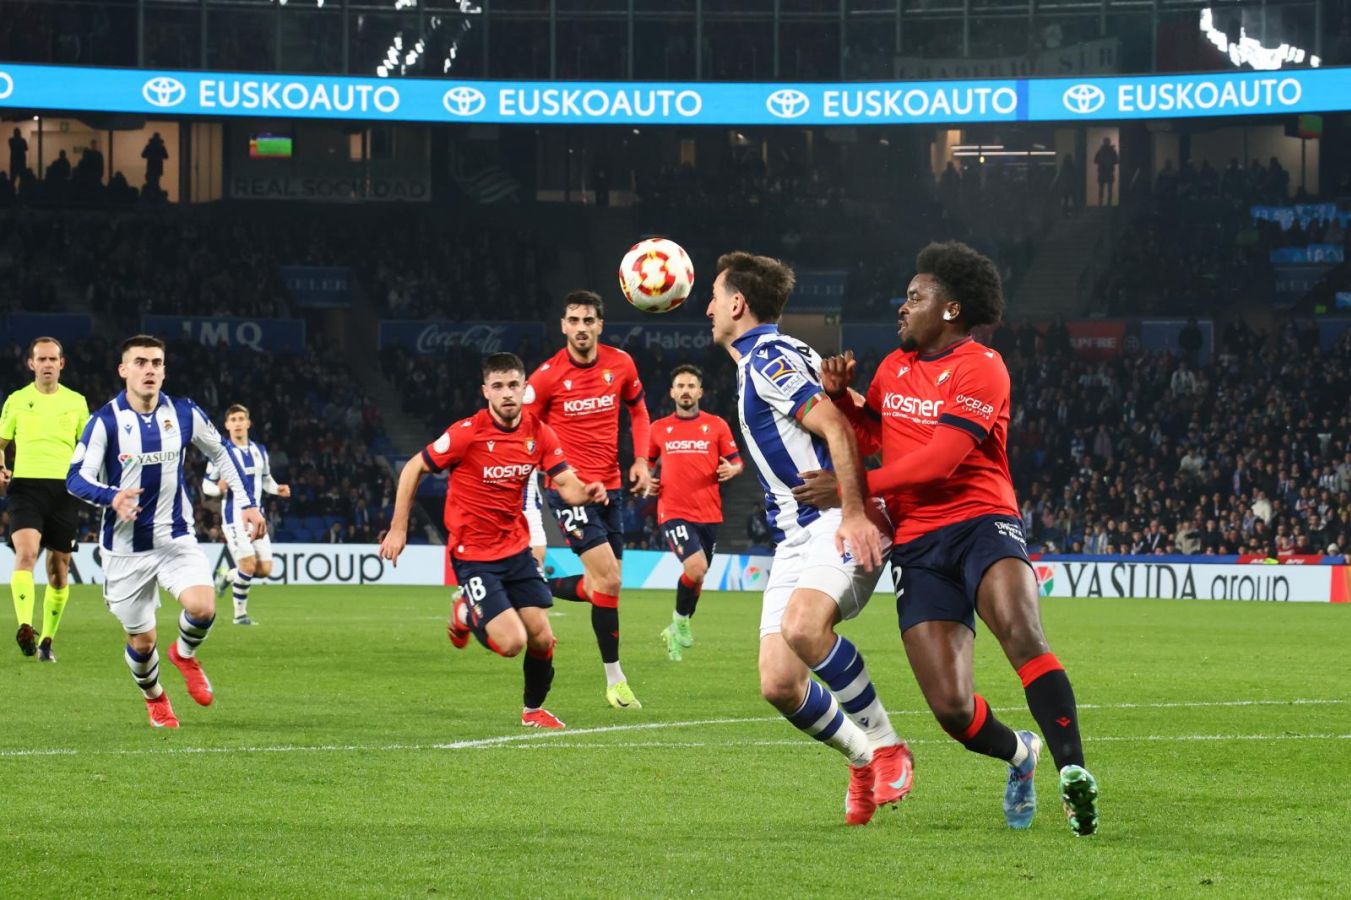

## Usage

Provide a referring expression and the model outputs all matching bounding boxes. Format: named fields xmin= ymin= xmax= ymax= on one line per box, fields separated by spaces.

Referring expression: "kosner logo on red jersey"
xmin=562 ymin=394 xmax=617 ymax=414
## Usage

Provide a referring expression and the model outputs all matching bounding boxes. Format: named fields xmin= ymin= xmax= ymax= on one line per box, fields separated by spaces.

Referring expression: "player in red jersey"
xmin=645 ymin=364 xmax=743 ymax=661
xmin=793 ymin=241 xmax=1099 ymax=836
xmin=524 ymin=290 xmax=652 ymax=710
xmin=380 ymin=353 xmax=606 ymax=730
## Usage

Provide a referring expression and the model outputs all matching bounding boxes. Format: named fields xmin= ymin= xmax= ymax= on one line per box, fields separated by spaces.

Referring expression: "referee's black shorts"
xmin=4 ymin=478 xmax=79 ymax=553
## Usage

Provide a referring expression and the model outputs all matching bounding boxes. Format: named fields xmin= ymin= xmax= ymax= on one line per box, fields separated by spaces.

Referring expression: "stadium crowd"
xmin=0 ymin=335 xmax=394 ymax=547
xmin=855 ymin=318 xmax=1351 ymax=560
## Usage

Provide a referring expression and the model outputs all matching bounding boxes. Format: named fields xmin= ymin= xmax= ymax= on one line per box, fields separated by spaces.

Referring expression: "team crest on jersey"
xmin=602 ymin=369 xmax=614 ymax=384
xmin=162 ymin=418 xmax=174 ymax=432
xmin=563 ymin=379 xmax=573 ymax=390
xmin=898 ymin=365 xmax=910 ymax=377
xmin=525 ymin=438 xmax=536 ymax=454
xmin=936 ymin=369 xmax=951 ymax=386
xmin=700 ymin=424 xmax=709 ymax=433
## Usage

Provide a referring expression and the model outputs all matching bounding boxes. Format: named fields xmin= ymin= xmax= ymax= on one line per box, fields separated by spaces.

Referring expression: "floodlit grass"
xmin=3 ymin=586 xmax=1348 ymax=897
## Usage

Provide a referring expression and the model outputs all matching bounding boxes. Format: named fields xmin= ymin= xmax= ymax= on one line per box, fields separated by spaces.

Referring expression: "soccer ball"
xmin=618 ymin=238 xmax=694 ymax=314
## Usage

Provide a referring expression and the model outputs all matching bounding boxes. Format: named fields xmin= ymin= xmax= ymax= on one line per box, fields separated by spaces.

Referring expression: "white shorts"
xmin=759 ymin=508 xmax=891 ymax=639
xmin=222 ymin=521 xmax=273 ymax=563
xmin=525 ymin=476 xmax=546 ymax=547
xmin=103 ymin=540 xmax=214 ymax=635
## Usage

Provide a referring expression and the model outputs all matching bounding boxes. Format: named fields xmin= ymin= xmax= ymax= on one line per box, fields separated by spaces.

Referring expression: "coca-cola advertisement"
xmin=379 ymin=320 xmax=546 ymax=355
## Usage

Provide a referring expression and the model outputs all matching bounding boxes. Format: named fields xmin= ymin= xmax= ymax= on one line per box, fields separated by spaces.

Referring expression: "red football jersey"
xmin=857 ymin=337 xmax=1019 ymax=543
xmin=422 ymin=408 xmax=570 ymax=561
xmin=646 ymin=411 xmax=740 ymax=525
xmin=524 ymin=343 xmax=650 ymax=490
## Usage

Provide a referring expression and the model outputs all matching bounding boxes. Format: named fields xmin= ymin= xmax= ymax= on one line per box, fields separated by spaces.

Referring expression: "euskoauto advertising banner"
xmin=2 ymin=62 xmax=1350 ymax=125
xmin=2 ymin=544 xmax=1346 ymax=600
xmin=378 ymin=320 xmax=545 ymax=355
xmin=142 ymin=315 xmax=307 ymax=354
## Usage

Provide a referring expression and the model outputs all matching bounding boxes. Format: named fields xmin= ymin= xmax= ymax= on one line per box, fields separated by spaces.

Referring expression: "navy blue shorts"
xmin=661 ymin=519 xmax=718 ymax=563
xmin=889 ymin=514 xmax=1031 ymax=633
xmin=451 ymin=548 xmax=552 ymax=628
xmin=545 ymin=489 xmax=624 ymax=559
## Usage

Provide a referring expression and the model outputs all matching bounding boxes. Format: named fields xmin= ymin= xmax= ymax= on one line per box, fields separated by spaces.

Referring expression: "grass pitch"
xmin=2 ymin=585 xmax=1348 ymax=898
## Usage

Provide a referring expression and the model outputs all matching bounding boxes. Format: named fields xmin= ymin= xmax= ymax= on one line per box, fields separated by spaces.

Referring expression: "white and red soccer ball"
xmin=618 ymin=237 xmax=694 ymax=314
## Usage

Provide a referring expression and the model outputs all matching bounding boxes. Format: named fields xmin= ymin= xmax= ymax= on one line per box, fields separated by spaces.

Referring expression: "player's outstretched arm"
xmin=799 ymin=396 xmax=885 ymax=571
xmin=865 ymin=426 xmax=975 ymax=495
xmin=380 ymin=454 xmax=431 ymax=566
xmin=716 ymin=458 xmax=744 ymax=482
xmin=552 ymin=466 xmax=608 ymax=507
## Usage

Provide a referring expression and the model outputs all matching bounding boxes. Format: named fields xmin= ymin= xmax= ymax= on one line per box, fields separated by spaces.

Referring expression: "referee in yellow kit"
xmin=0 ymin=337 xmax=89 ymax=662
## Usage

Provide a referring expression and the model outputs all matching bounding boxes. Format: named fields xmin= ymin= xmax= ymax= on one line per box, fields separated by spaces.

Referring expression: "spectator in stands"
xmin=7 ymin=127 xmax=26 ymax=179
xmin=1094 ymin=137 xmax=1119 ymax=206
xmin=142 ymin=132 xmax=168 ymax=191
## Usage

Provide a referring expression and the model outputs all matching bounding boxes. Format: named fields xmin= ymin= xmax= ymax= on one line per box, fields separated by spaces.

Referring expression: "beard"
xmin=899 ymin=334 xmax=919 ymax=352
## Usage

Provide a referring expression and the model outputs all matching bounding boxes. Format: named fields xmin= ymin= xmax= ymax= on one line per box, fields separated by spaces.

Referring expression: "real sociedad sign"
xmin=0 ymin=62 xmax=1348 ymax=125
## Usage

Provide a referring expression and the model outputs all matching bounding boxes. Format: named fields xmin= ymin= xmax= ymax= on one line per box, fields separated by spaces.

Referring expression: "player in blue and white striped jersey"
xmin=203 ymin=403 xmax=290 ymax=626
xmin=66 ymin=335 xmax=265 ymax=729
xmin=709 ymin=251 xmax=914 ymax=826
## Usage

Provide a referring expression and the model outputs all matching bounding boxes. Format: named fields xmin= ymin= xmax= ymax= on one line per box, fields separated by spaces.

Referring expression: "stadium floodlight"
xmin=1200 ymin=8 xmax=1321 ymax=70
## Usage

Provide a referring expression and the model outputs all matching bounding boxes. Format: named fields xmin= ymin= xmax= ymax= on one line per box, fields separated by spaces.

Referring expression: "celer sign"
xmin=0 ymin=63 xmax=1348 ymax=124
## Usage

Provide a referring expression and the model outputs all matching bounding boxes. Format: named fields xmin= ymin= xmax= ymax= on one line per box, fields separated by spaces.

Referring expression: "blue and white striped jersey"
xmin=67 ymin=391 xmax=256 ymax=555
xmin=204 ymin=440 xmax=279 ymax=526
xmin=523 ymin=468 xmax=543 ymax=513
xmin=732 ymin=324 xmax=832 ymax=544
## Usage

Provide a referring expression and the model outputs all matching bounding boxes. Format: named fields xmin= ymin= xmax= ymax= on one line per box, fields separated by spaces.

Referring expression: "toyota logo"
xmin=142 ymin=76 xmax=186 ymax=108
xmin=1062 ymin=84 xmax=1105 ymax=115
xmin=765 ymin=88 xmax=810 ymax=119
xmin=442 ymin=86 xmax=487 ymax=116
xmin=0 ymin=70 xmax=12 ymax=101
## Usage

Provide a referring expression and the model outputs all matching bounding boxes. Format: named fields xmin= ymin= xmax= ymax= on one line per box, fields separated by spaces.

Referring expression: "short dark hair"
xmin=914 ymin=241 xmax=1004 ymax=328
xmin=120 ymin=334 xmax=166 ymax=356
xmin=562 ymin=289 xmax=604 ymax=320
xmin=482 ymin=352 xmax=525 ymax=380
xmin=28 ymin=337 xmax=63 ymax=358
xmin=716 ymin=251 xmax=795 ymax=323
xmin=225 ymin=404 xmax=250 ymax=419
xmin=670 ymin=363 xmax=703 ymax=385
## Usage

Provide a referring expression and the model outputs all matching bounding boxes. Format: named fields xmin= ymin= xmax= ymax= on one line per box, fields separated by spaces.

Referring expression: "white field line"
xmin=0 ymin=698 xmax=1344 ymax=760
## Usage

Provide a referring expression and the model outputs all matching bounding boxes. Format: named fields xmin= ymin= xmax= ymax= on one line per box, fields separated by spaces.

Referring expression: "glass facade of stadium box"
xmin=0 ymin=111 xmax=1337 ymax=210
xmin=0 ymin=0 xmax=1338 ymax=80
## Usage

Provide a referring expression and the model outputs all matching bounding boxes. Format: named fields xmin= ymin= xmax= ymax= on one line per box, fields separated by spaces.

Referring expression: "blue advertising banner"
xmin=142 ymin=315 xmax=306 ymax=353
xmin=1251 ymin=203 xmax=1351 ymax=231
xmin=601 ymin=321 xmax=716 ymax=354
xmin=791 ymin=269 xmax=848 ymax=311
xmin=841 ymin=322 xmax=901 ymax=357
xmin=379 ymin=320 xmax=545 ymax=354
xmin=1269 ymin=244 xmax=1345 ymax=264
xmin=280 ymin=266 xmax=353 ymax=308
xmin=3 ymin=313 xmax=92 ymax=346
xmin=1140 ymin=319 xmax=1214 ymax=363
xmin=2 ymin=62 xmax=1349 ymax=126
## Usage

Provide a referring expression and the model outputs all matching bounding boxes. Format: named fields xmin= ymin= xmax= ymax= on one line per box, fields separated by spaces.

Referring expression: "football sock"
xmin=590 ymin=591 xmax=620 ymax=665
xmin=232 ymin=571 xmax=252 ymax=616
xmin=38 ymin=584 xmax=70 ymax=642
xmin=1019 ymin=652 xmax=1085 ymax=769
xmin=603 ymin=660 xmax=626 ymax=685
xmin=125 ymin=643 xmax=163 ymax=699
xmin=810 ymin=636 xmax=900 ymax=748
xmin=548 ymin=575 xmax=589 ymax=603
xmin=523 ymin=645 xmax=555 ymax=709
xmin=785 ymin=679 xmax=872 ymax=767
xmin=11 ymin=569 xmax=35 ymax=626
xmin=176 ymin=611 xmax=214 ymax=659
xmin=675 ymin=573 xmax=702 ymax=618
xmin=946 ymin=693 xmax=1020 ymax=762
